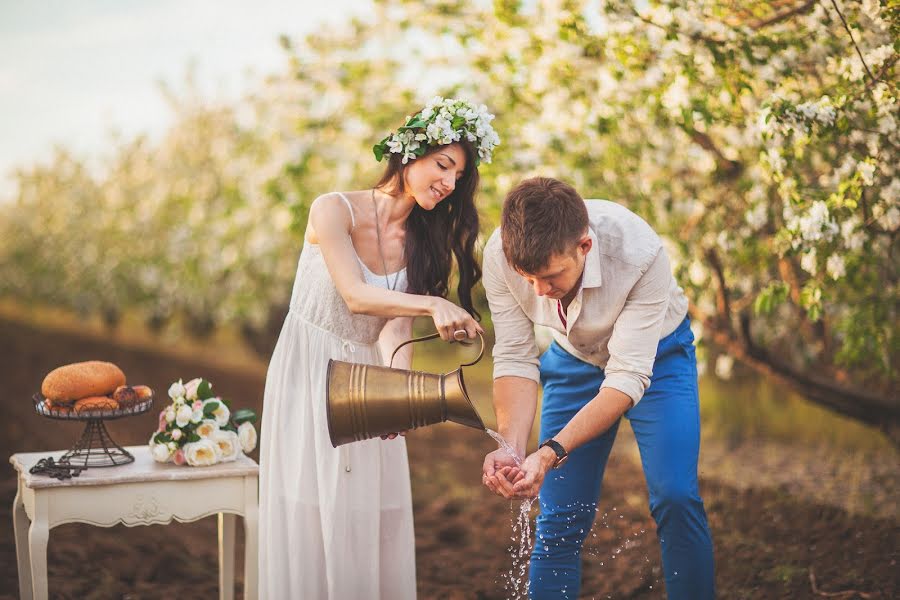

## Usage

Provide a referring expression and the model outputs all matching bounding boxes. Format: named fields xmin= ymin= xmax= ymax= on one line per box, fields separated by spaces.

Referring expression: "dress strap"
xmin=335 ymin=192 xmax=356 ymax=229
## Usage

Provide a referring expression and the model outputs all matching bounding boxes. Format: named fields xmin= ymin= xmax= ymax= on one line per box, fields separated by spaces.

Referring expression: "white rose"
xmin=196 ymin=419 xmax=220 ymax=438
xmin=184 ymin=378 xmax=203 ymax=401
xmin=173 ymin=395 xmax=185 ymax=406
xmin=212 ymin=430 xmax=241 ymax=462
xmin=165 ymin=406 xmax=176 ymax=423
xmin=191 ymin=408 xmax=204 ymax=424
xmin=171 ymin=428 xmax=183 ymax=441
xmin=184 ymin=439 xmax=221 ymax=467
xmin=204 ymin=398 xmax=231 ymax=427
xmin=238 ymin=422 xmax=258 ymax=453
xmin=175 ymin=404 xmax=193 ymax=428
xmin=149 ymin=434 xmax=172 ymax=463
xmin=168 ymin=379 xmax=185 ymax=400
xmin=151 ymin=442 xmax=172 ymax=463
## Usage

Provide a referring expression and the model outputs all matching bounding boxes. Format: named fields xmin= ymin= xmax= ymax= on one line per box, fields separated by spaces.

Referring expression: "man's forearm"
xmin=552 ymin=387 xmax=633 ymax=454
xmin=493 ymin=376 xmax=538 ymax=455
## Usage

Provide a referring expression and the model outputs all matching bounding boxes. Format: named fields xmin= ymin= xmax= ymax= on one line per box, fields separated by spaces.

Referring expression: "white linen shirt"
xmin=483 ymin=199 xmax=689 ymax=406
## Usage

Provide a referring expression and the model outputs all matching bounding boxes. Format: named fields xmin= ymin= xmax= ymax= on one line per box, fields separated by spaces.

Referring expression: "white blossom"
xmin=826 ymin=254 xmax=846 ymax=280
xmin=714 ymin=355 xmax=734 ymax=380
xmin=800 ymin=248 xmax=818 ymax=275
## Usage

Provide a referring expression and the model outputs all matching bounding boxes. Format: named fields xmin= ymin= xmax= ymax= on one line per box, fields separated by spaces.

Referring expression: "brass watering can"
xmin=326 ymin=332 xmax=487 ymax=447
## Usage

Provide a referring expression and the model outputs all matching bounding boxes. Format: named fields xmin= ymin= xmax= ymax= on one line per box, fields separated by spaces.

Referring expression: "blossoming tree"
xmin=1 ymin=0 xmax=896 ymax=435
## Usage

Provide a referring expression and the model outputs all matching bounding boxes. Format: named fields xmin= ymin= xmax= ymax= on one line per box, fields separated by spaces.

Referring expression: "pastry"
xmin=133 ymin=385 xmax=153 ymax=401
xmin=74 ymin=396 xmax=119 ymax=413
xmin=42 ymin=361 xmax=126 ymax=402
xmin=44 ymin=399 xmax=72 ymax=415
xmin=113 ymin=385 xmax=139 ymax=408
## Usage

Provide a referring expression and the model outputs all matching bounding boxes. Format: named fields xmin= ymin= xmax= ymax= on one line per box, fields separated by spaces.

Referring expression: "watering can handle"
xmin=389 ymin=332 xmax=485 ymax=369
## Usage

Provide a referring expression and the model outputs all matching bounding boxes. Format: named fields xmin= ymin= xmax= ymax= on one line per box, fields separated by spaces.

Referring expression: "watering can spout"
xmin=326 ymin=333 xmax=486 ymax=447
xmin=443 ymin=368 xmax=485 ymax=430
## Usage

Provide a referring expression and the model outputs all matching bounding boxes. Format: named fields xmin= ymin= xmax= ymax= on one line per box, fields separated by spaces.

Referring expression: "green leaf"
xmin=754 ymin=282 xmax=790 ymax=315
xmin=197 ymin=380 xmax=214 ymax=400
xmin=188 ymin=432 xmax=201 ymax=443
xmin=373 ymin=144 xmax=384 ymax=162
xmin=233 ymin=408 xmax=258 ymax=424
xmin=203 ymin=401 xmax=219 ymax=417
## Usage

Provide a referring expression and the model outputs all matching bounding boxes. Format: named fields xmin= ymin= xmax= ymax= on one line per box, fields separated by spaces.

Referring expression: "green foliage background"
xmin=1 ymin=0 xmax=897 ymax=398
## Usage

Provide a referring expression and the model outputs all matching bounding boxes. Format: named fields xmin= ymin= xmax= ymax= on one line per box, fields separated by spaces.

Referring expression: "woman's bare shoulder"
xmin=307 ymin=192 xmax=356 ymax=242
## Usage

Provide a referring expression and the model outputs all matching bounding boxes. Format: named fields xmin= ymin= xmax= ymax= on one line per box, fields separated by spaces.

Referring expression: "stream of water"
xmin=486 ymin=428 xmax=535 ymax=600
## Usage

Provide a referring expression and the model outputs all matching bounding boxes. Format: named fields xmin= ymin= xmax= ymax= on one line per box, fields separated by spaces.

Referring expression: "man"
xmin=481 ymin=177 xmax=715 ymax=599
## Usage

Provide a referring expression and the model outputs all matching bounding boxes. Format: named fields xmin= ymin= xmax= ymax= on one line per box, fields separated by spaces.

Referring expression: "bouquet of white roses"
xmin=149 ymin=377 xmax=258 ymax=466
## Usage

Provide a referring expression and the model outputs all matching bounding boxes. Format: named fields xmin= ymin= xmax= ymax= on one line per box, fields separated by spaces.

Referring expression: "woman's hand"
xmin=428 ymin=297 xmax=484 ymax=342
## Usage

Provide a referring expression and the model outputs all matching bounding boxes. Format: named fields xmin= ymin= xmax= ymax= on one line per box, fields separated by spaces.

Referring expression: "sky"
xmin=0 ymin=0 xmax=365 ymax=196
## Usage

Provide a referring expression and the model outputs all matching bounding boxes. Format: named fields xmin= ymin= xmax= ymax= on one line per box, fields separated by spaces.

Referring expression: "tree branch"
xmin=704 ymin=248 xmax=732 ymax=326
xmin=693 ymin=307 xmax=900 ymax=445
xmin=828 ymin=0 xmax=877 ymax=84
xmin=687 ymin=129 xmax=744 ymax=179
xmin=750 ymin=0 xmax=817 ymax=29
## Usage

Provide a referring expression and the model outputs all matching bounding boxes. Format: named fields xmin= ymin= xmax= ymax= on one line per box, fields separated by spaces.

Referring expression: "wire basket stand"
xmin=32 ymin=393 xmax=154 ymax=468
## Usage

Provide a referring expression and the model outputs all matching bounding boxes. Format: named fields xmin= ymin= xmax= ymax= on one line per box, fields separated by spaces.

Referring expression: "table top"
xmin=10 ymin=446 xmax=259 ymax=490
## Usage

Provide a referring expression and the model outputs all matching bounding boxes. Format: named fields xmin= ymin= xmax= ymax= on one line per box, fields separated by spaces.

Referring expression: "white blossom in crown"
xmin=373 ymin=97 xmax=500 ymax=165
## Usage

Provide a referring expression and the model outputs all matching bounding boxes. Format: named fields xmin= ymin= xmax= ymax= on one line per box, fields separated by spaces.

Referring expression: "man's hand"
xmin=482 ymin=448 xmax=525 ymax=498
xmin=512 ymin=446 xmax=558 ymax=498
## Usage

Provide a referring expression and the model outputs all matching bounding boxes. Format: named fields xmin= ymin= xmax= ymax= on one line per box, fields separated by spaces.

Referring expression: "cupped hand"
xmin=511 ymin=447 xmax=555 ymax=498
xmin=482 ymin=447 xmax=525 ymax=499
xmin=429 ymin=297 xmax=484 ymax=342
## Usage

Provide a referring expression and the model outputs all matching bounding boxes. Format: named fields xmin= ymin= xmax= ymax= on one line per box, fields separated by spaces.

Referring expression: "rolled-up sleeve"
xmin=483 ymin=236 xmax=540 ymax=382
xmin=601 ymin=248 xmax=672 ymax=405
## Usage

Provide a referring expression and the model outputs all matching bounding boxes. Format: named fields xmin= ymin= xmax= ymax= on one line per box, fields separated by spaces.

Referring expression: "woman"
xmin=258 ymin=97 xmax=499 ymax=599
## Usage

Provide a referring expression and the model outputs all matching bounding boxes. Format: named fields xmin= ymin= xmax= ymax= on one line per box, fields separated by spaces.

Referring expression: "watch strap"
xmin=539 ymin=438 xmax=569 ymax=469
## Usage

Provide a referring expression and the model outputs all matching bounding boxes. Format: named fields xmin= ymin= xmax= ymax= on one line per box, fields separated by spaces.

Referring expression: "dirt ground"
xmin=1 ymin=317 xmax=897 ymax=599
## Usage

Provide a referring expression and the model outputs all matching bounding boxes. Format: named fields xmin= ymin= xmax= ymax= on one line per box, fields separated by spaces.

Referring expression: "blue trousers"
xmin=529 ymin=317 xmax=715 ymax=599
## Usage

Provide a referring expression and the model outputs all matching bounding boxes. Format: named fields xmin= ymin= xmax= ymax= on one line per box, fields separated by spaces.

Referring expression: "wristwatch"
xmin=539 ymin=438 xmax=569 ymax=469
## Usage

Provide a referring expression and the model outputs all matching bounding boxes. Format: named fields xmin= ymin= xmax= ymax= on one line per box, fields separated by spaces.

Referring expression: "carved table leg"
xmin=243 ymin=475 xmax=259 ymax=600
xmin=219 ymin=512 xmax=236 ymax=600
xmin=14 ymin=478 xmax=34 ymax=600
xmin=28 ymin=493 xmax=49 ymax=600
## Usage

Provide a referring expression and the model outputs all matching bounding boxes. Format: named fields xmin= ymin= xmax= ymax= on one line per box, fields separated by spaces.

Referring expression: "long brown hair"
xmin=374 ymin=140 xmax=482 ymax=319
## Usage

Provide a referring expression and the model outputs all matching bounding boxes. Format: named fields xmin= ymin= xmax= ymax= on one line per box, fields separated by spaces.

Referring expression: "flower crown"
xmin=373 ymin=97 xmax=500 ymax=166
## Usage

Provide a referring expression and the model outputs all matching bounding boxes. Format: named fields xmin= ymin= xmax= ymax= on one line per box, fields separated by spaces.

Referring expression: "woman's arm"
xmin=377 ymin=316 xmax=414 ymax=370
xmin=308 ymin=193 xmax=482 ymax=340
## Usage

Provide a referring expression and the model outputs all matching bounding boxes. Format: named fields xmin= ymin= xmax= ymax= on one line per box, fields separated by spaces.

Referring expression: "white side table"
xmin=10 ymin=446 xmax=259 ymax=600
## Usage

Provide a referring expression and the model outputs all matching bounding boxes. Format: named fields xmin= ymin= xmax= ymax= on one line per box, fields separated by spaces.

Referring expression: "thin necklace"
xmin=371 ymin=188 xmax=399 ymax=291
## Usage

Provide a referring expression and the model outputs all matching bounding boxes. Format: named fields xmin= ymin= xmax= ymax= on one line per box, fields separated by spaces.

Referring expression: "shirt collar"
xmin=581 ymin=228 xmax=602 ymax=289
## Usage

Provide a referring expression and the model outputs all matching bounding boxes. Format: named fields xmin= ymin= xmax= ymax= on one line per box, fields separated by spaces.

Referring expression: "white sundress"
xmin=258 ymin=192 xmax=416 ymax=599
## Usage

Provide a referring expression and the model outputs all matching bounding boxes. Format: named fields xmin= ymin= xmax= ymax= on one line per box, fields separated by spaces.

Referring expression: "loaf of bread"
xmin=41 ymin=361 xmax=126 ymax=403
